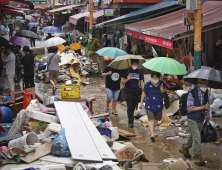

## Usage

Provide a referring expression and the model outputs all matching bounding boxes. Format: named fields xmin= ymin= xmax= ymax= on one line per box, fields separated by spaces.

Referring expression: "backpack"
xmin=179 ymin=90 xmax=195 ymax=116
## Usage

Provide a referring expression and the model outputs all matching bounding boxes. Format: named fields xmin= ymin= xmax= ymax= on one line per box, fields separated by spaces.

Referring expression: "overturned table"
xmin=61 ymin=95 xmax=96 ymax=114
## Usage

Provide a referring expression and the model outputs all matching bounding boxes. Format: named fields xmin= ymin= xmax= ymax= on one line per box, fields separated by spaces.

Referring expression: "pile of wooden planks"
xmin=54 ymin=102 xmax=117 ymax=163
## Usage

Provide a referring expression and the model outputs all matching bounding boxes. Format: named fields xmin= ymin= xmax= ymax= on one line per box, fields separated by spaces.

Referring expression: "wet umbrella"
xmin=15 ymin=30 xmax=39 ymax=39
xmin=16 ymin=16 xmax=23 ymax=20
xmin=14 ymin=19 xmax=25 ymax=26
xmin=25 ymin=15 xmax=36 ymax=22
xmin=9 ymin=36 xmax=30 ymax=47
xmin=109 ymin=55 xmax=145 ymax=70
xmin=142 ymin=57 xmax=187 ymax=75
xmin=41 ymin=26 xmax=62 ymax=33
xmin=44 ymin=37 xmax=66 ymax=47
xmin=95 ymin=47 xmax=128 ymax=60
xmin=0 ymin=37 xmax=9 ymax=48
xmin=184 ymin=67 xmax=222 ymax=89
xmin=28 ymin=22 xmax=39 ymax=28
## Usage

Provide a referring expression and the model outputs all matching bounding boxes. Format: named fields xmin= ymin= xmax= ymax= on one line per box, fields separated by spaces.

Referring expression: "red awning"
xmin=0 ymin=0 xmax=9 ymax=5
xmin=69 ymin=12 xmax=90 ymax=25
xmin=46 ymin=4 xmax=86 ymax=15
xmin=34 ymin=5 xmax=49 ymax=10
xmin=128 ymin=1 xmax=222 ymax=39
xmin=0 ymin=6 xmax=24 ymax=14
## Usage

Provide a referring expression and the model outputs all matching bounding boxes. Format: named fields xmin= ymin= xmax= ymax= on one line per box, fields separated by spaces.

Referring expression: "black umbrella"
xmin=15 ymin=30 xmax=39 ymax=39
xmin=184 ymin=67 xmax=222 ymax=89
xmin=28 ymin=22 xmax=39 ymax=28
xmin=0 ymin=37 xmax=9 ymax=48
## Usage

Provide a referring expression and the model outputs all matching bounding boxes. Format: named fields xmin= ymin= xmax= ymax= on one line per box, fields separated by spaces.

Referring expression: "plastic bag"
xmin=210 ymin=98 xmax=222 ymax=117
xmin=134 ymin=108 xmax=146 ymax=119
xmin=50 ymin=128 xmax=71 ymax=157
xmin=201 ymin=121 xmax=218 ymax=143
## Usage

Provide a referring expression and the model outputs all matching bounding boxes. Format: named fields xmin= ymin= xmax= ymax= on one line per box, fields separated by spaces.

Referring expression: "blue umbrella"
xmin=41 ymin=26 xmax=62 ymax=33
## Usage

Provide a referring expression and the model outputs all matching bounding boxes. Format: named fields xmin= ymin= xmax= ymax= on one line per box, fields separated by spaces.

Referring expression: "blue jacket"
xmin=187 ymin=86 xmax=208 ymax=122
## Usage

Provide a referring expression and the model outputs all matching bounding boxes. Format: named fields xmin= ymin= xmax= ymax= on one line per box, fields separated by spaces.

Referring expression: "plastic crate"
xmin=0 ymin=123 xmax=12 ymax=137
xmin=61 ymin=84 xmax=81 ymax=99
xmin=97 ymin=127 xmax=112 ymax=139
xmin=70 ymin=43 xmax=81 ymax=50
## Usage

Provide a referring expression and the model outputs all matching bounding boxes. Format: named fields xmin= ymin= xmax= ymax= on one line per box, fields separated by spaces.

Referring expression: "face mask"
xmin=152 ymin=79 xmax=159 ymax=84
xmin=132 ymin=66 xmax=138 ymax=70
xmin=200 ymin=87 xmax=207 ymax=92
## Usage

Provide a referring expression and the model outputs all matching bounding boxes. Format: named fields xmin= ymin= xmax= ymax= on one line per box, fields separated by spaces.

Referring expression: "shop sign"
xmin=69 ymin=17 xmax=77 ymax=25
xmin=85 ymin=18 xmax=96 ymax=24
xmin=126 ymin=30 xmax=134 ymax=37
xmin=144 ymin=35 xmax=173 ymax=49
xmin=104 ymin=9 xmax=114 ymax=16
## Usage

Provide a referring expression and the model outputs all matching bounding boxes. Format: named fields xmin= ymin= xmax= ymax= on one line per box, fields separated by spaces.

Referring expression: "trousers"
xmin=24 ymin=73 xmax=35 ymax=89
xmin=182 ymin=118 xmax=204 ymax=157
xmin=7 ymin=75 xmax=15 ymax=92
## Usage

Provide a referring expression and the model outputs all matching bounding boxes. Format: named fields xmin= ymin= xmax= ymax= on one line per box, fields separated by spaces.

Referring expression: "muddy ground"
xmin=33 ymin=77 xmax=222 ymax=170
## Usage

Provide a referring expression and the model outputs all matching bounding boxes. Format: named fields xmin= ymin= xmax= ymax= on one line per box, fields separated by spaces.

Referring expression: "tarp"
xmin=94 ymin=1 xmax=178 ymax=27
xmin=69 ymin=12 xmax=90 ymax=25
xmin=46 ymin=4 xmax=86 ymax=15
xmin=128 ymin=1 xmax=222 ymax=38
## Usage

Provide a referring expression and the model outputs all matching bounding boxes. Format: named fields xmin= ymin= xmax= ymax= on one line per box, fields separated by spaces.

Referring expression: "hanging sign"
xmin=104 ymin=9 xmax=114 ymax=16
xmin=144 ymin=34 xmax=173 ymax=49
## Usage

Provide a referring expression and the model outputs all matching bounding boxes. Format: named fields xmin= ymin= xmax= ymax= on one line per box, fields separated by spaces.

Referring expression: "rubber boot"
xmin=179 ymin=147 xmax=191 ymax=158
xmin=195 ymin=154 xmax=205 ymax=166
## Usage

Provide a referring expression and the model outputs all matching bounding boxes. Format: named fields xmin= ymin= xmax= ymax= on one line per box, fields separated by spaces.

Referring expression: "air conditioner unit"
xmin=186 ymin=0 xmax=198 ymax=10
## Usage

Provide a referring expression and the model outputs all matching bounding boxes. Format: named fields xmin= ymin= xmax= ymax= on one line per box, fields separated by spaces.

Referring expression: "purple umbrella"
xmin=41 ymin=26 xmax=62 ymax=33
xmin=9 ymin=36 xmax=30 ymax=47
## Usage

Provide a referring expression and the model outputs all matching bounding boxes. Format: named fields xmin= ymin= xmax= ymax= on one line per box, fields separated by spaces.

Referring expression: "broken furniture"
xmin=61 ymin=95 xmax=96 ymax=114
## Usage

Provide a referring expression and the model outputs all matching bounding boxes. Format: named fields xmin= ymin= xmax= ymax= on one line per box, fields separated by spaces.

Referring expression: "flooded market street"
xmin=34 ymin=77 xmax=222 ymax=170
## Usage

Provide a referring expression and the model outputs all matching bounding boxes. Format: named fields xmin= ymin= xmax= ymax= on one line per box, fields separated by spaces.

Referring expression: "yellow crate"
xmin=70 ymin=43 xmax=81 ymax=50
xmin=61 ymin=84 xmax=81 ymax=99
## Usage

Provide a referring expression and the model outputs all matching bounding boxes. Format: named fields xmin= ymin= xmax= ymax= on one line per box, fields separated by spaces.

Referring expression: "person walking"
xmin=12 ymin=45 xmax=23 ymax=85
xmin=47 ymin=46 xmax=61 ymax=94
xmin=8 ymin=23 xmax=14 ymax=39
xmin=0 ymin=51 xmax=4 ymax=90
xmin=102 ymin=66 xmax=122 ymax=115
xmin=121 ymin=59 xmax=144 ymax=127
xmin=139 ymin=72 xmax=165 ymax=141
xmin=102 ymin=34 xmax=111 ymax=47
xmin=179 ymin=79 xmax=210 ymax=166
xmin=21 ymin=46 xmax=35 ymax=89
xmin=30 ymin=27 xmax=37 ymax=47
xmin=2 ymin=45 xmax=15 ymax=93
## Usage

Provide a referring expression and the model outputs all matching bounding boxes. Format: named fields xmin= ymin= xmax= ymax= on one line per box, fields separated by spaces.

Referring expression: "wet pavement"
xmin=33 ymin=77 xmax=222 ymax=170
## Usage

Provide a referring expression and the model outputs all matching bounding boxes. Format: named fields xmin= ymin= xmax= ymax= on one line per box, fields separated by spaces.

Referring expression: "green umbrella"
xmin=143 ymin=57 xmax=187 ymax=75
xmin=95 ymin=47 xmax=128 ymax=59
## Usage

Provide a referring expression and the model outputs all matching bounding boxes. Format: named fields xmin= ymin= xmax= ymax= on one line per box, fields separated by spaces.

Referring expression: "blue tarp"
xmin=94 ymin=1 xmax=178 ymax=27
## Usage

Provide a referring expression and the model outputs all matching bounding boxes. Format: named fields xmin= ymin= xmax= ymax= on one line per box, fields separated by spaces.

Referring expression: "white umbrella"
xmin=44 ymin=37 xmax=66 ymax=47
xmin=25 ymin=15 xmax=36 ymax=22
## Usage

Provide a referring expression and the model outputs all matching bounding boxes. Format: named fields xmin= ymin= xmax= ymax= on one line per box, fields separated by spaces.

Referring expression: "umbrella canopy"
xmin=0 ymin=37 xmax=9 ymax=48
xmin=95 ymin=47 xmax=128 ymax=59
xmin=9 ymin=36 xmax=30 ymax=47
xmin=25 ymin=15 xmax=36 ymax=22
xmin=15 ymin=30 xmax=39 ymax=39
xmin=44 ymin=37 xmax=66 ymax=47
xmin=14 ymin=19 xmax=25 ymax=26
xmin=109 ymin=55 xmax=145 ymax=70
xmin=184 ymin=67 xmax=222 ymax=89
xmin=41 ymin=26 xmax=62 ymax=33
xmin=16 ymin=16 xmax=23 ymax=20
xmin=142 ymin=57 xmax=187 ymax=75
xmin=28 ymin=22 xmax=39 ymax=28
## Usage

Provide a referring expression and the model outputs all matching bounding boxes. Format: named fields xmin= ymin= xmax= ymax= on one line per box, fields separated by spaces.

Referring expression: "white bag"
xmin=210 ymin=98 xmax=222 ymax=117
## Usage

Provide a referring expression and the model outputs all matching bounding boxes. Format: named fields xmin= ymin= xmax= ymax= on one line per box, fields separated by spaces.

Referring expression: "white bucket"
xmin=8 ymin=132 xmax=39 ymax=149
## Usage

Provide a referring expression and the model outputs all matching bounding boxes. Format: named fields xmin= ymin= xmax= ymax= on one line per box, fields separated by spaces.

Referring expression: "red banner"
xmin=69 ymin=17 xmax=77 ymax=25
xmin=85 ymin=18 xmax=96 ymax=24
xmin=144 ymin=34 xmax=173 ymax=49
xmin=127 ymin=30 xmax=134 ymax=37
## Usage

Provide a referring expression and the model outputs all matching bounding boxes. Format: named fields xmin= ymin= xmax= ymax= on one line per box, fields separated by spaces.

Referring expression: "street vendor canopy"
xmin=69 ymin=12 xmax=90 ymax=25
xmin=127 ymin=1 xmax=222 ymax=40
xmin=46 ymin=4 xmax=86 ymax=15
xmin=0 ymin=4 xmax=24 ymax=14
xmin=34 ymin=5 xmax=49 ymax=10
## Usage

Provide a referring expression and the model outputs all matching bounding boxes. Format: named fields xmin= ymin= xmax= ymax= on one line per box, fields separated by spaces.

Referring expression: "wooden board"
xmin=54 ymin=102 xmax=102 ymax=162
xmin=76 ymin=104 xmax=117 ymax=161
xmin=40 ymin=155 xmax=77 ymax=167
xmin=48 ymin=122 xmax=62 ymax=133
xmin=20 ymin=140 xmax=53 ymax=163
xmin=118 ymin=129 xmax=136 ymax=137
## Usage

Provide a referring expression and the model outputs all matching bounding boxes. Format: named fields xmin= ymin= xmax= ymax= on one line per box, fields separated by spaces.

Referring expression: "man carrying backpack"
xmin=179 ymin=79 xmax=210 ymax=166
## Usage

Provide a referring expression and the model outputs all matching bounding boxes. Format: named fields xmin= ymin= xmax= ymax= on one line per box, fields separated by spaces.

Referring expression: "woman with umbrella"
xmin=139 ymin=72 xmax=166 ymax=141
xmin=21 ymin=46 xmax=35 ymax=88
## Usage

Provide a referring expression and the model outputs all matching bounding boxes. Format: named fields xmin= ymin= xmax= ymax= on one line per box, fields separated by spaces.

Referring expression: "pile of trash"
xmin=36 ymin=51 xmax=98 ymax=85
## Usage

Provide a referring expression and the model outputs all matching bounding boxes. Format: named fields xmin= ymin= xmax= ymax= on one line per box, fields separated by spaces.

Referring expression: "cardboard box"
xmin=114 ymin=143 xmax=139 ymax=162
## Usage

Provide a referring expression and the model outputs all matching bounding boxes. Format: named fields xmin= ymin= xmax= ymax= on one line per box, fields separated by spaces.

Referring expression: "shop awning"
xmin=94 ymin=1 xmax=181 ymax=27
xmin=69 ymin=12 xmax=90 ymax=25
xmin=34 ymin=5 xmax=49 ymax=10
xmin=127 ymin=1 xmax=222 ymax=40
xmin=84 ymin=10 xmax=104 ymax=20
xmin=46 ymin=4 xmax=86 ymax=15
xmin=0 ymin=5 xmax=24 ymax=14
